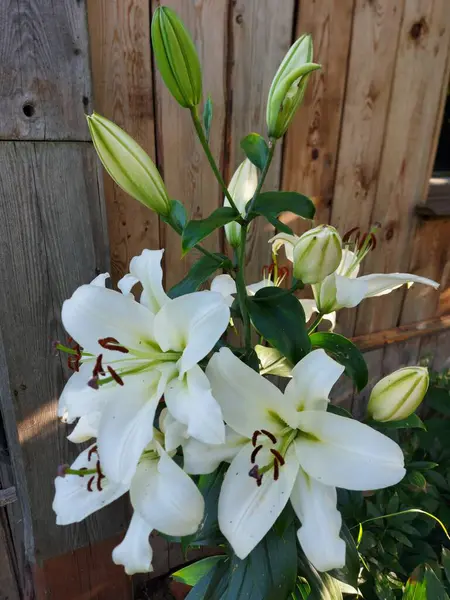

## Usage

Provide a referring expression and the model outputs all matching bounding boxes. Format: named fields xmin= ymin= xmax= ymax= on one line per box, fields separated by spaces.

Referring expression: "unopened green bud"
xmin=266 ymin=34 xmax=320 ymax=139
xmin=151 ymin=6 xmax=202 ymax=108
xmin=224 ymin=159 xmax=258 ymax=248
xmin=367 ymin=367 xmax=429 ymax=422
xmin=87 ymin=113 xmax=170 ymax=217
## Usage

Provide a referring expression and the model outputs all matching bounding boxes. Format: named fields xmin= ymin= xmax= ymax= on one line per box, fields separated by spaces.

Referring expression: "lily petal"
xmin=183 ymin=426 xmax=247 ymax=474
xmin=154 ymin=291 xmax=230 ymax=376
xmin=295 ymin=411 xmax=405 ymax=490
xmin=290 ymin=468 xmax=345 ymax=572
xmin=206 ymin=348 xmax=287 ymax=438
xmin=159 ymin=408 xmax=189 ymax=453
xmin=164 ymin=364 xmax=225 ymax=445
xmin=246 ymin=279 xmax=275 ymax=295
xmin=129 ymin=249 xmax=170 ymax=313
xmin=112 ymin=512 xmax=153 ymax=575
xmin=334 ymin=274 xmax=369 ymax=309
xmin=62 ymin=284 xmax=155 ymax=357
xmin=97 ymin=369 xmax=170 ymax=484
xmin=53 ymin=444 xmax=128 ymax=525
xmin=131 ymin=446 xmax=204 ymax=537
xmin=284 ymin=349 xmax=344 ymax=412
xmin=67 ymin=412 xmax=101 ymax=443
xmin=218 ymin=443 xmax=298 ymax=560
xmin=211 ymin=274 xmax=237 ymax=302
xmin=359 ymin=273 xmax=439 ymax=298
xmin=90 ymin=272 xmax=110 ymax=287
xmin=269 ymin=232 xmax=297 ymax=262
xmin=337 ymin=249 xmax=360 ymax=279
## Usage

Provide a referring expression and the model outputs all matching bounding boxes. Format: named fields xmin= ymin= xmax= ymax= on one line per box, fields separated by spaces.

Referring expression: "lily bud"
xmin=224 ymin=159 xmax=258 ymax=248
xmin=87 ymin=113 xmax=171 ymax=217
xmin=367 ymin=367 xmax=429 ymax=422
xmin=266 ymin=34 xmax=320 ymax=139
xmin=151 ymin=6 xmax=202 ymax=108
xmin=292 ymin=226 xmax=342 ymax=284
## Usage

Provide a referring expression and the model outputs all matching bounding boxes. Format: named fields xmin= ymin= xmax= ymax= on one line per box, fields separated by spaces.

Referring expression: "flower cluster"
xmin=53 ymin=5 xmax=440 ymax=592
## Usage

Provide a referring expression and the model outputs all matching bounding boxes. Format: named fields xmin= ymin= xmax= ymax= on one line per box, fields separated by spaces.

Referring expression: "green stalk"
xmin=245 ymin=140 xmax=277 ymax=216
xmin=307 ymin=313 xmax=323 ymax=334
xmin=235 ymin=225 xmax=252 ymax=350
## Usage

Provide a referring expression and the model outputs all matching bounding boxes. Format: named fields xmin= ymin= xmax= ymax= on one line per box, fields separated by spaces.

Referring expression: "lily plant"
xmin=52 ymin=5 xmax=439 ymax=596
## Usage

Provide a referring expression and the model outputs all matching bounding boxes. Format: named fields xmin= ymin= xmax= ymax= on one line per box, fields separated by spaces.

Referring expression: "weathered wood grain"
xmin=0 ymin=142 xmax=127 ymax=561
xmin=0 ymin=511 xmax=20 ymax=600
xmin=282 ymin=0 xmax=354 ymax=231
xmin=228 ymin=0 xmax=295 ymax=283
xmin=355 ymin=0 xmax=450 ymax=335
xmin=0 ymin=0 xmax=92 ymax=140
xmin=87 ymin=0 xmax=161 ymax=284
xmin=152 ymin=0 xmax=228 ymax=289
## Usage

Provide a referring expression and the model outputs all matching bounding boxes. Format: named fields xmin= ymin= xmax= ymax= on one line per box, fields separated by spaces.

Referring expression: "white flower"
xmin=59 ymin=249 xmax=229 ymax=484
xmin=211 ymin=273 xmax=275 ymax=306
xmin=53 ymin=436 xmax=204 ymax=575
xmin=203 ymin=348 xmax=405 ymax=572
xmin=224 ymin=159 xmax=258 ymax=247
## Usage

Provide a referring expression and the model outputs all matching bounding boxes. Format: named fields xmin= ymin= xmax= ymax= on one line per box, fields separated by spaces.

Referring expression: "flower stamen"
xmin=98 ymin=337 xmax=129 ymax=354
xmin=252 ymin=430 xmax=261 ymax=447
xmin=270 ymin=448 xmax=285 ymax=466
xmin=261 ymin=429 xmax=277 ymax=444
xmin=107 ymin=365 xmax=124 ymax=386
xmin=251 ymin=444 xmax=263 ymax=464
xmin=273 ymin=457 xmax=280 ymax=481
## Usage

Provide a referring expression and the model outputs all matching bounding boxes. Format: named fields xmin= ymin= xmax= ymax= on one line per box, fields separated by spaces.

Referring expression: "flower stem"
xmin=245 ymin=140 xmax=277 ymax=217
xmin=190 ymin=108 xmax=240 ymax=214
xmin=235 ymin=225 xmax=252 ymax=350
xmin=307 ymin=313 xmax=324 ymax=334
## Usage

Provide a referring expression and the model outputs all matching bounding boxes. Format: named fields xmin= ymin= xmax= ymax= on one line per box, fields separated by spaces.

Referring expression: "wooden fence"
xmin=0 ymin=0 xmax=449 ymax=598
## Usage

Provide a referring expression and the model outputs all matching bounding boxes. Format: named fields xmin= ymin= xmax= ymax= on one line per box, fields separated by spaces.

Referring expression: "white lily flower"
xmin=53 ymin=436 xmax=204 ymax=575
xmin=59 ymin=249 xmax=229 ymax=484
xmin=211 ymin=273 xmax=275 ymax=307
xmin=205 ymin=348 xmax=405 ymax=572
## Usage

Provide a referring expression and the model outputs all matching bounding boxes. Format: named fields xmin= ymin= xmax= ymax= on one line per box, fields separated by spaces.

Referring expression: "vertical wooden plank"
xmin=355 ymin=0 xmax=450 ymax=335
xmin=152 ymin=0 xmax=228 ymax=289
xmin=87 ymin=0 xmax=161 ymax=284
xmin=0 ymin=511 xmax=20 ymax=600
xmin=330 ymin=0 xmax=404 ymax=336
xmin=282 ymin=0 xmax=354 ymax=231
xmin=0 ymin=0 xmax=92 ymax=140
xmin=228 ymin=0 xmax=295 ymax=283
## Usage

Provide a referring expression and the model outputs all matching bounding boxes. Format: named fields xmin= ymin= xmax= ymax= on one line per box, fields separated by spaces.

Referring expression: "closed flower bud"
xmin=368 ymin=367 xmax=429 ymax=422
xmin=292 ymin=226 xmax=342 ymax=284
xmin=266 ymin=34 xmax=320 ymax=139
xmin=151 ymin=6 xmax=202 ymax=108
xmin=87 ymin=113 xmax=171 ymax=217
xmin=224 ymin=159 xmax=258 ymax=248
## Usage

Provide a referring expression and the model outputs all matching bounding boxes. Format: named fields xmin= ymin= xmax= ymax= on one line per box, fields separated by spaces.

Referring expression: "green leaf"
xmin=389 ymin=530 xmax=414 ymax=548
xmin=426 ymin=386 xmax=450 ymax=416
xmin=442 ymin=548 xmax=450 ymax=583
xmin=309 ymin=332 xmax=368 ymax=391
xmin=372 ymin=413 xmax=426 ymax=431
xmin=406 ymin=471 xmax=428 ymax=492
xmin=255 ymin=344 xmax=294 ymax=377
xmin=291 ymin=577 xmax=312 ymax=599
xmin=203 ymin=95 xmax=213 ymax=142
xmin=403 ymin=564 xmax=450 ymax=600
xmin=187 ymin=558 xmax=229 ymax=599
xmin=162 ymin=198 xmax=188 ymax=232
xmin=327 ymin=404 xmax=353 ymax=419
xmin=168 ymin=253 xmax=231 ymax=298
xmin=247 ymin=287 xmax=311 ymax=365
xmin=248 ymin=191 xmax=315 ymax=233
xmin=182 ymin=207 xmax=239 ymax=252
xmin=240 ymin=133 xmax=269 ymax=171
xmin=173 ymin=555 xmax=225 ymax=586
xmin=408 ymin=461 xmax=439 ymax=471
xmin=329 ymin=523 xmax=360 ymax=589
xmin=297 ymin=552 xmax=343 ymax=600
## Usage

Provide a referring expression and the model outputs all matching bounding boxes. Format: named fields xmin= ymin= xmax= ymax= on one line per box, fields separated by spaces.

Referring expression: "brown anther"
xmin=78 ymin=467 xmax=88 ymax=477
xmin=87 ymin=476 xmax=95 ymax=492
xmin=261 ymin=429 xmax=277 ymax=444
xmin=98 ymin=337 xmax=129 ymax=354
xmin=87 ymin=376 xmax=99 ymax=390
xmin=93 ymin=354 xmax=105 ymax=377
xmin=273 ymin=458 xmax=280 ymax=481
xmin=342 ymin=227 xmax=360 ymax=244
xmin=270 ymin=448 xmax=285 ymax=466
xmin=251 ymin=444 xmax=263 ymax=464
xmin=369 ymin=232 xmax=377 ymax=250
xmin=88 ymin=445 xmax=98 ymax=462
xmin=95 ymin=461 xmax=105 ymax=491
xmin=107 ymin=365 xmax=124 ymax=386
xmin=252 ymin=430 xmax=261 ymax=447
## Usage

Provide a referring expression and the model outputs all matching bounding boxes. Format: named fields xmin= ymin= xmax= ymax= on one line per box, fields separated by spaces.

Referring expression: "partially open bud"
xmin=151 ymin=6 xmax=202 ymax=109
xmin=367 ymin=367 xmax=429 ymax=422
xmin=87 ymin=113 xmax=171 ymax=217
xmin=224 ymin=159 xmax=258 ymax=248
xmin=266 ymin=34 xmax=320 ymax=139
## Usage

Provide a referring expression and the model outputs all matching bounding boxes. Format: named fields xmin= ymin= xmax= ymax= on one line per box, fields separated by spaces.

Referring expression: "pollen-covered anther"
xmin=95 ymin=460 xmax=106 ymax=491
xmin=88 ymin=445 xmax=98 ymax=462
xmin=270 ymin=448 xmax=285 ymax=466
xmin=107 ymin=365 xmax=124 ymax=386
xmin=93 ymin=354 xmax=105 ymax=377
xmin=87 ymin=476 xmax=95 ymax=492
xmin=273 ymin=457 xmax=280 ymax=481
xmin=251 ymin=430 xmax=261 ymax=447
xmin=251 ymin=444 xmax=263 ymax=464
xmin=342 ymin=226 xmax=360 ymax=244
xmin=261 ymin=429 xmax=277 ymax=444
xmin=98 ymin=337 xmax=129 ymax=354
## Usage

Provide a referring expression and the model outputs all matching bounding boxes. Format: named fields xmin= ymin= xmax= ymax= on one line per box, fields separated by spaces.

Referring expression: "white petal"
xmin=90 ymin=272 xmax=110 ymax=287
xmin=58 ymin=361 xmax=112 ymax=422
xmin=53 ymin=444 xmax=128 ymax=525
xmin=269 ymin=232 xmax=297 ymax=262
xmin=112 ymin=512 xmax=153 ymax=575
xmin=211 ymin=274 xmax=237 ymax=299
xmin=67 ymin=412 xmax=101 ymax=443
xmin=337 ymin=249 xmax=360 ymax=278
xmin=227 ymin=159 xmax=259 ymax=216
xmin=164 ymin=365 xmax=225 ymax=445
xmin=62 ymin=284 xmax=155 ymax=357
xmin=117 ymin=273 xmax=139 ymax=298
xmin=159 ymin=408 xmax=189 ymax=453
xmin=97 ymin=370 xmax=167 ymax=484
xmin=129 ymin=249 xmax=170 ymax=313
xmin=131 ymin=447 xmax=204 ymax=537
xmin=154 ymin=291 xmax=230 ymax=375
xmin=206 ymin=348 xmax=288 ymax=438
xmin=299 ymin=298 xmax=318 ymax=323
xmin=334 ymin=274 xmax=369 ymax=309
xmin=359 ymin=273 xmax=439 ymax=298
xmin=295 ymin=411 xmax=406 ymax=490
xmin=284 ymin=349 xmax=344 ymax=412
xmin=183 ymin=426 xmax=247 ymax=474
xmin=218 ymin=443 xmax=299 ymax=559
xmin=290 ymin=469 xmax=345 ymax=572
xmin=246 ymin=278 xmax=275 ymax=295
